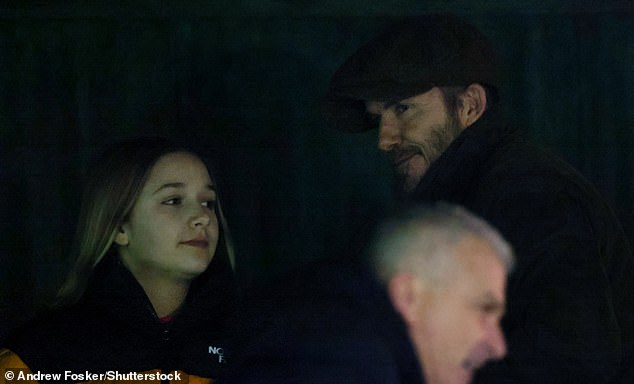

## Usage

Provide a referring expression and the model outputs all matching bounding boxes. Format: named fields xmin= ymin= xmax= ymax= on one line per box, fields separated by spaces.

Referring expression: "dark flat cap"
xmin=323 ymin=14 xmax=500 ymax=132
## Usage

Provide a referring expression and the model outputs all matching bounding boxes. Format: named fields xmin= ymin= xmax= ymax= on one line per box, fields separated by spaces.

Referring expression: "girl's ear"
xmin=114 ymin=226 xmax=129 ymax=246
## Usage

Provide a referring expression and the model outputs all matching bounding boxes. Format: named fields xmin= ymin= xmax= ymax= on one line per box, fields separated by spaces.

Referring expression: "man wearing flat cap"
xmin=324 ymin=14 xmax=634 ymax=384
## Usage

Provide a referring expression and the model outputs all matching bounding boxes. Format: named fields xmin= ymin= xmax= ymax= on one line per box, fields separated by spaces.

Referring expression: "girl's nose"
xmin=190 ymin=209 xmax=211 ymax=228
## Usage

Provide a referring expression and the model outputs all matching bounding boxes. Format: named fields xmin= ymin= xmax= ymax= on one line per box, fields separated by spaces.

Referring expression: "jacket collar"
xmin=409 ymin=107 xmax=520 ymax=202
xmin=81 ymin=255 xmax=164 ymax=331
xmin=80 ymin=252 xmax=236 ymax=335
xmin=362 ymin=268 xmax=425 ymax=383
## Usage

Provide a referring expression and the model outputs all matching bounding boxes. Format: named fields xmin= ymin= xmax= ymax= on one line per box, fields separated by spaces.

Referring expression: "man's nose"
xmin=487 ymin=323 xmax=507 ymax=359
xmin=377 ymin=114 xmax=401 ymax=152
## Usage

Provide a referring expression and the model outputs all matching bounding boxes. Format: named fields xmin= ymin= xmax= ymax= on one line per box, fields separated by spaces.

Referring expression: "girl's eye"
xmin=202 ymin=200 xmax=217 ymax=208
xmin=163 ymin=198 xmax=182 ymax=205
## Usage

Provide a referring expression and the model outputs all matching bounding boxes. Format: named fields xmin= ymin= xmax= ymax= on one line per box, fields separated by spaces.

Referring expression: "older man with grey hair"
xmin=372 ymin=203 xmax=513 ymax=384
xmin=226 ymin=202 xmax=513 ymax=384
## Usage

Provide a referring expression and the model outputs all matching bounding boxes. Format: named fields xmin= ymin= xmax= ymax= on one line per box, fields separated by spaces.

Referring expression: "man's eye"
xmin=163 ymin=198 xmax=182 ymax=205
xmin=393 ymin=103 xmax=409 ymax=114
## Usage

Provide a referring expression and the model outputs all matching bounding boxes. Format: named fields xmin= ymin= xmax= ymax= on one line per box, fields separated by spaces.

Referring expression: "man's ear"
xmin=388 ymin=273 xmax=424 ymax=325
xmin=114 ymin=226 xmax=129 ymax=246
xmin=457 ymin=83 xmax=487 ymax=129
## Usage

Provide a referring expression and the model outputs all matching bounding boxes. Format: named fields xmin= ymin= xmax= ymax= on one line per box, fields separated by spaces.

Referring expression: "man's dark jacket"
xmin=223 ymin=261 xmax=424 ymax=384
xmin=410 ymin=107 xmax=634 ymax=384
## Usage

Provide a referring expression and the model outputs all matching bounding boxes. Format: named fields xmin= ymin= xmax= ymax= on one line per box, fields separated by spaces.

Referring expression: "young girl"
xmin=0 ymin=137 xmax=236 ymax=383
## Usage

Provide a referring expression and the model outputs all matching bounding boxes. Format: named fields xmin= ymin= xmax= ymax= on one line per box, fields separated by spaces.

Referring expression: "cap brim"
xmin=321 ymin=94 xmax=371 ymax=133
xmin=322 ymin=80 xmax=434 ymax=133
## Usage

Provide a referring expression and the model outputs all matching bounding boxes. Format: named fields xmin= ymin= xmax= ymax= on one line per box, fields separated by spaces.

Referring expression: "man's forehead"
xmin=365 ymin=89 xmax=441 ymax=113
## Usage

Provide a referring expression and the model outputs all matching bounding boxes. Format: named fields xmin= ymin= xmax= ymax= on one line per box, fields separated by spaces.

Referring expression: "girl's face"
xmin=115 ymin=152 xmax=219 ymax=283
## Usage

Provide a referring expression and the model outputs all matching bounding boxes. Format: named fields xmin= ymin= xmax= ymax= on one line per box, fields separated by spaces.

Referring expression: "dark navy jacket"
xmin=224 ymin=260 xmax=424 ymax=384
xmin=2 ymin=253 xmax=236 ymax=384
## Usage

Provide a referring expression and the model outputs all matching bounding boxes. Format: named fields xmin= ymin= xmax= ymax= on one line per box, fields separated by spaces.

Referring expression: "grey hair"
xmin=371 ymin=202 xmax=514 ymax=285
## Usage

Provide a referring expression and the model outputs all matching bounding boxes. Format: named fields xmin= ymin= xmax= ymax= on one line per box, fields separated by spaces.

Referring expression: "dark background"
xmin=1 ymin=1 xmax=633 ymax=341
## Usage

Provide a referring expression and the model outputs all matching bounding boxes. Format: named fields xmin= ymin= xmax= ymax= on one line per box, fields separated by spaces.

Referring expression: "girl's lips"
xmin=181 ymin=240 xmax=209 ymax=248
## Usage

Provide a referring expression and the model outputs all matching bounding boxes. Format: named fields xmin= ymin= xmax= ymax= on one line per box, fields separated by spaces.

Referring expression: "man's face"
xmin=366 ymin=87 xmax=463 ymax=194
xmin=407 ymin=235 xmax=508 ymax=384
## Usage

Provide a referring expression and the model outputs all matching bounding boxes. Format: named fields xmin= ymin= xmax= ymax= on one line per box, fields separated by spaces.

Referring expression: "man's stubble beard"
xmin=395 ymin=114 xmax=463 ymax=196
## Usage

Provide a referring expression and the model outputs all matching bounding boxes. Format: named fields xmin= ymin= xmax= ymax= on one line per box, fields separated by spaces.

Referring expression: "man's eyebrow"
xmin=366 ymin=99 xmax=403 ymax=112
xmin=152 ymin=182 xmax=215 ymax=195
xmin=384 ymin=99 xmax=402 ymax=109
xmin=482 ymin=291 xmax=503 ymax=302
xmin=479 ymin=291 xmax=506 ymax=310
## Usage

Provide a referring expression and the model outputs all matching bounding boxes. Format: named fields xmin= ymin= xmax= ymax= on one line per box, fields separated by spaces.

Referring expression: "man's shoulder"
xmin=229 ymin=260 xmax=423 ymax=383
xmin=476 ymin=134 xmax=601 ymax=204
